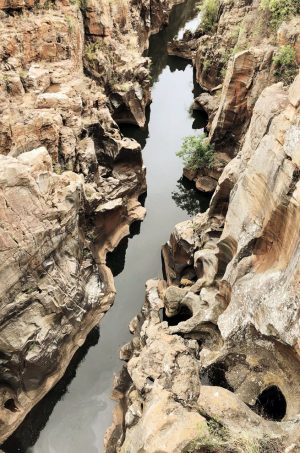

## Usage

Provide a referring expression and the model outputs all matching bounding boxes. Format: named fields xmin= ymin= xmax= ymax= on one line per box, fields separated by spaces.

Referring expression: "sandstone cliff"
xmin=107 ymin=1 xmax=300 ymax=452
xmin=170 ymin=0 xmax=300 ymax=192
xmin=1 ymin=0 xmax=300 ymax=450
xmin=0 ymin=0 xmax=184 ymax=443
xmin=108 ymin=72 xmax=300 ymax=453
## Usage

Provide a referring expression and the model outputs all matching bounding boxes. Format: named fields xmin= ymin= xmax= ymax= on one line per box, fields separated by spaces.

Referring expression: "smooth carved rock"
xmin=128 ymin=281 xmax=202 ymax=402
xmin=120 ymin=387 xmax=208 ymax=453
xmin=0 ymin=150 xmax=107 ymax=439
xmin=193 ymin=92 xmax=219 ymax=118
xmin=111 ymin=69 xmax=300 ymax=451
xmin=209 ymin=47 xmax=274 ymax=148
xmin=0 ymin=0 xmax=184 ymax=442
xmin=165 ymin=287 xmax=225 ymax=336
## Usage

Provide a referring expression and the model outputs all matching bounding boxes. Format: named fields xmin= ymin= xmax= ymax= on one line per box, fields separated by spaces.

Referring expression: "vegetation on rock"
xmin=273 ymin=45 xmax=298 ymax=84
xmin=84 ymin=41 xmax=101 ymax=62
xmin=198 ymin=0 xmax=220 ymax=32
xmin=177 ymin=133 xmax=214 ymax=171
xmin=260 ymin=0 xmax=300 ymax=28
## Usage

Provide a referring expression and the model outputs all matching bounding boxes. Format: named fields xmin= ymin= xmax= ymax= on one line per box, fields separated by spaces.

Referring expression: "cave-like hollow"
xmin=162 ymin=305 xmax=193 ymax=326
xmin=254 ymin=385 xmax=287 ymax=421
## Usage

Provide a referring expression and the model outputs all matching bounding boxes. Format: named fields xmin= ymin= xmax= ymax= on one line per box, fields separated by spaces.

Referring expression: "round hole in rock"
xmin=254 ymin=385 xmax=286 ymax=421
xmin=162 ymin=305 xmax=192 ymax=326
xmin=146 ymin=376 xmax=155 ymax=386
xmin=4 ymin=398 xmax=18 ymax=412
xmin=196 ymin=332 xmax=213 ymax=350
xmin=180 ymin=265 xmax=197 ymax=283
xmin=200 ymin=363 xmax=233 ymax=392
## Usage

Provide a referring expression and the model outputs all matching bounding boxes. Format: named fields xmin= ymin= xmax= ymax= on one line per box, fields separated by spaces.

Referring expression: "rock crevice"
xmin=107 ymin=1 xmax=300 ymax=451
xmin=0 ymin=0 xmax=184 ymax=443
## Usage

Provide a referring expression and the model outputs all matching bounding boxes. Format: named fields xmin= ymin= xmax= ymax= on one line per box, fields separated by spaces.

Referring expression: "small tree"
xmin=177 ymin=133 xmax=214 ymax=171
xmin=199 ymin=0 xmax=220 ymax=32
xmin=273 ymin=45 xmax=298 ymax=85
xmin=260 ymin=0 xmax=300 ymax=29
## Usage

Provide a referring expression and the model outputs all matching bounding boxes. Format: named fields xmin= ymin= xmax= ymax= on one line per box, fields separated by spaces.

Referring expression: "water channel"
xmin=3 ymin=2 xmax=209 ymax=451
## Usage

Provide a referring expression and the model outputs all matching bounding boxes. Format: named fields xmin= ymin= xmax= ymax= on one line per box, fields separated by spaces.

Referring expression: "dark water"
xmin=3 ymin=2 xmax=209 ymax=452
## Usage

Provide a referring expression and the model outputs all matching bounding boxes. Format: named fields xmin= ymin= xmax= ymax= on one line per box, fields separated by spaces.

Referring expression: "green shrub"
xmin=260 ymin=0 xmax=300 ymax=29
xmin=199 ymin=0 xmax=220 ymax=32
xmin=203 ymin=57 xmax=213 ymax=72
xmin=273 ymin=45 xmax=298 ymax=84
xmin=177 ymin=133 xmax=214 ymax=171
xmin=84 ymin=41 xmax=103 ymax=62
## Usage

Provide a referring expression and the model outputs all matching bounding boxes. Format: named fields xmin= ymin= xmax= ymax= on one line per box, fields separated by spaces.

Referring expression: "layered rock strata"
xmin=108 ymin=67 xmax=300 ymax=453
xmin=0 ymin=0 xmax=184 ymax=443
xmin=169 ymin=0 xmax=300 ymax=192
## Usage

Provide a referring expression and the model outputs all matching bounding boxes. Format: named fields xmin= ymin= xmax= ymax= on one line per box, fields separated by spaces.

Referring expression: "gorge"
xmin=3 ymin=2 xmax=208 ymax=450
xmin=0 ymin=0 xmax=300 ymax=452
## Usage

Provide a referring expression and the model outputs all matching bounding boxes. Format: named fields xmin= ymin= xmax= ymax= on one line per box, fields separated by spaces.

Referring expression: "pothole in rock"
xmin=4 ymin=398 xmax=18 ymax=412
xmin=179 ymin=266 xmax=197 ymax=286
xmin=253 ymin=385 xmax=287 ymax=421
xmin=161 ymin=305 xmax=193 ymax=326
xmin=200 ymin=363 xmax=234 ymax=392
xmin=201 ymin=362 xmax=287 ymax=422
xmin=196 ymin=326 xmax=223 ymax=351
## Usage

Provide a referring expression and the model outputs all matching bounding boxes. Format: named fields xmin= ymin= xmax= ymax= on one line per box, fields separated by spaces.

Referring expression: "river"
xmin=3 ymin=1 xmax=209 ymax=451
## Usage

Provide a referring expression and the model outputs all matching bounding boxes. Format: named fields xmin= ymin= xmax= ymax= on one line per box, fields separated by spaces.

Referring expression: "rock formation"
xmin=108 ymin=72 xmax=300 ymax=453
xmin=169 ymin=0 xmax=300 ymax=191
xmin=107 ymin=1 xmax=300 ymax=452
xmin=0 ymin=0 xmax=185 ymax=443
xmin=1 ymin=0 xmax=300 ymax=450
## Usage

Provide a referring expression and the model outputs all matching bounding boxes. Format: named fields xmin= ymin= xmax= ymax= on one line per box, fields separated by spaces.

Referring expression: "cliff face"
xmin=0 ymin=0 xmax=183 ymax=443
xmin=1 ymin=0 xmax=300 ymax=449
xmin=110 ymin=76 xmax=300 ymax=453
xmin=108 ymin=1 xmax=300 ymax=452
xmin=169 ymin=0 xmax=300 ymax=192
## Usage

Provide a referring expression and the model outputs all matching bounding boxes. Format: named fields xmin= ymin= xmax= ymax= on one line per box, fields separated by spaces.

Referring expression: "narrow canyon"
xmin=0 ymin=0 xmax=299 ymax=452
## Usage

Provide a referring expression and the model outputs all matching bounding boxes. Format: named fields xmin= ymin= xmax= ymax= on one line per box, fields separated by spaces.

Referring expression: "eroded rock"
xmin=108 ymin=67 xmax=300 ymax=453
xmin=0 ymin=0 xmax=184 ymax=443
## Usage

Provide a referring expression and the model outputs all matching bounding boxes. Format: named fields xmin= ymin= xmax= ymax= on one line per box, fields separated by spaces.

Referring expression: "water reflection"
xmin=2 ymin=2 xmax=205 ymax=452
xmin=172 ymin=176 xmax=210 ymax=217
xmin=149 ymin=0 xmax=199 ymax=83
xmin=106 ymin=220 xmax=143 ymax=277
xmin=191 ymin=107 xmax=208 ymax=130
xmin=119 ymin=107 xmax=150 ymax=149
xmin=168 ymin=55 xmax=190 ymax=73
xmin=177 ymin=14 xmax=200 ymax=39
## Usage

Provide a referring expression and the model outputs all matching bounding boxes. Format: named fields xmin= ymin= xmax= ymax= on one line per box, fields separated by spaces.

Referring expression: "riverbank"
xmin=2 ymin=2 xmax=208 ymax=452
xmin=107 ymin=1 xmax=300 ymax=451
xmin=0 ymin=0 xmax=191 ymax=446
